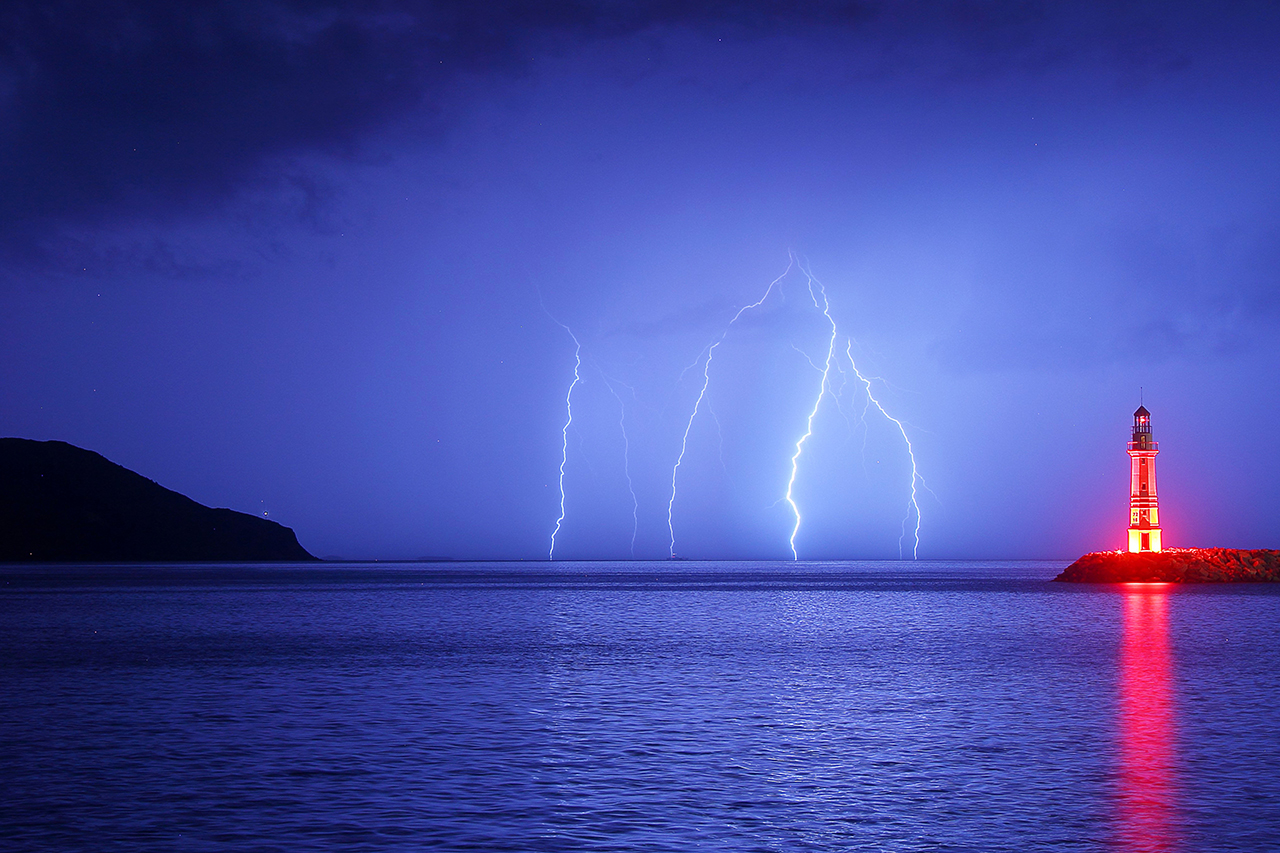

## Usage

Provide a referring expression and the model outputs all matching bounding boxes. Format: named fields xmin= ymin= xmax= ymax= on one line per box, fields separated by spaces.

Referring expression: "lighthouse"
xmin=1127 ymin=405 xmax=1162 ymax=553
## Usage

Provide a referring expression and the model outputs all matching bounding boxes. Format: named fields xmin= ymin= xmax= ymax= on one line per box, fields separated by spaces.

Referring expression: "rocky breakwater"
xmin=1055 ymin=548 xmax=1280 ymax=583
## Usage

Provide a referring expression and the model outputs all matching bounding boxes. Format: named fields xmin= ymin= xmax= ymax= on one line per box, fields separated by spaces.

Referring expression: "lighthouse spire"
xmin=1127 ymin=404 xmax=1162 ymax=553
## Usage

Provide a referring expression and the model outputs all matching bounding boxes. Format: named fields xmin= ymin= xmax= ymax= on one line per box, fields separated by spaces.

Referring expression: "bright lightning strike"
xmin=546 ymin=316 xmax=581 ymax=561
xmin=844 ymin=338 xmax=924 ymax=559
xmin=666 ymin=256 xmax=795 ymax=558
xmin=783 ymin=262 xmax=840 ymax=560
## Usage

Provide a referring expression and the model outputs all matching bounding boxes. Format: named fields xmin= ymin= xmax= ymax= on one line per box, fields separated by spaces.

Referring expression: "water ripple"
xmin=2 ymin=561 xmax=1278 ymax=851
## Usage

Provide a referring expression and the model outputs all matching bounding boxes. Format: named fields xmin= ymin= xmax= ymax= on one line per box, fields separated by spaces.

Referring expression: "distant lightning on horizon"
xmin=543 ymin=254 xmax=928 ymax=561
xmin=543 ymin=306 xmax=581 ymax=561
xmin=600 ymin=371 xmax=640 ymax=558
xmin=782 ymin=261 xmax=840 ymax=561
xmin=665 ymin=256 xmax=794 ymax=558
xmin=842 ymin=337 xmax=927 ymax=559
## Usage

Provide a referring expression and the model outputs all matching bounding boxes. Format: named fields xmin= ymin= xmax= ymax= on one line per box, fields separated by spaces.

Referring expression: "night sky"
xmin=3 ymin=1 xmax=1279 ymax=561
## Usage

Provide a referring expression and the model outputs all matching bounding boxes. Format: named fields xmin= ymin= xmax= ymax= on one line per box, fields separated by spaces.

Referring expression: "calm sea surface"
xmin=2 ymin=561 xmax=1278 ymax=852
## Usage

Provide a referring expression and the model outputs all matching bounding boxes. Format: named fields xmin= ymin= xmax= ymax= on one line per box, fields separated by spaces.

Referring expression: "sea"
xmin=2 ymin=561 xmax=1278 ymax=852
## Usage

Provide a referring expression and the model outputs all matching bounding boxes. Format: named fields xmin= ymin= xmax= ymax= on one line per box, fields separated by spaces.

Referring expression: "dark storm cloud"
xmin=0 ymin=0 xmax=869 ymax=244
xmin=1 ymin=0 xmax=1243 ymax=252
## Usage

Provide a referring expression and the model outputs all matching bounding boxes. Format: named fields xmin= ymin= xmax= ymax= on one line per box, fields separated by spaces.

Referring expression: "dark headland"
xmin=0 ymin=438 xmax=315 ymax=562
xmin=1055 ymin=548 xmax=1280 ymax=583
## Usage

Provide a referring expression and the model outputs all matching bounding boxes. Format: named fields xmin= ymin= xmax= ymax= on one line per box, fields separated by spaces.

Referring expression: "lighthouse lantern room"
xmin=1127 ymin=405 xmax=1162 ymax=553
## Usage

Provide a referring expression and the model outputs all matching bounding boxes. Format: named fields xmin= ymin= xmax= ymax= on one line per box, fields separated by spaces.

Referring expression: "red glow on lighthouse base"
xmin=1128 ymin=528 xmax=1162 ymax=554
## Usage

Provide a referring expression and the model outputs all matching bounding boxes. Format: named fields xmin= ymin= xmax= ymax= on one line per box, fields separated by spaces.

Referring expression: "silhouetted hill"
xmin=0 ymin=438 xmax=315 ymax=562
xmin=1054 ymin=548 xmax=1280 ymax=583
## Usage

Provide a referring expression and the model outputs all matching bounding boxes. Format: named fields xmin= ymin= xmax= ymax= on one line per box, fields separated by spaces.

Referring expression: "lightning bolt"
xmin=783 ymin=262 xmax=840 ymax=560
xmin=599 ymin=371 xmax=640 ymax=558
xmin=666 ymin=255 xmax=794 ymax=558
xmin=843 ymin=338 xmax=923 ymax=559
xmin=544 ymin=311 xmax=581 ymax=561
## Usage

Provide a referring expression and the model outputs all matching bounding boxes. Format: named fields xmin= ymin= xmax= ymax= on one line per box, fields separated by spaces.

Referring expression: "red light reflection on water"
xmin=1118 ymin=586 xmax=1177 ymax=852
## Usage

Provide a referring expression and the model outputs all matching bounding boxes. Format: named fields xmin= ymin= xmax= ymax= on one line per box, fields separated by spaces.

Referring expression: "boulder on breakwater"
xmin=1054 ymin=548 xmax=1280 ymax=583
